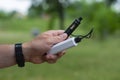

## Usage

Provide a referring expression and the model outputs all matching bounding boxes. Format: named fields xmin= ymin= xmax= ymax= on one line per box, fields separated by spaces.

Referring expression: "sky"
xmin=0 ymin=0 xmax=120 ymax=15
xmin=114 ymin=0 xmax=120 ymax=13
xmin=0 ymin=0 xmax=31 ymax=15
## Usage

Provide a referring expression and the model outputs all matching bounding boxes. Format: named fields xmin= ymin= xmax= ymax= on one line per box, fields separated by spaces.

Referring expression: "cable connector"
xmin=74 ymin=28 xmax=94 ymax=43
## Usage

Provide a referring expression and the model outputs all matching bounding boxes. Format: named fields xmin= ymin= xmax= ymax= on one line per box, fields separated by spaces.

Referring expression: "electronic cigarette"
xmin=65 ymin=17 xmax=82 ymax=36
xmin=47 ymin=17 xmax=93 ymax=55
xmin=47 ymin=28 xmax=93 ymax=54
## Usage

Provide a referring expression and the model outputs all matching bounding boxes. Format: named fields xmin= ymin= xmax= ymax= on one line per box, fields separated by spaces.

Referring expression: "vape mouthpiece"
xmin=64 ymin=17 xmax=83 ymax=37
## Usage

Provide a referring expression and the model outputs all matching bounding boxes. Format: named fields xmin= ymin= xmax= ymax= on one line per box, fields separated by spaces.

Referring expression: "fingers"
xmin=44 ymin=51 xmax=66 ymax=64
xmin=29 ymin=30 xmax=67 ymax=64
xmin=51 ymin=33 xmax=67 ymax=44
xmin=56 ymin=51 xmax=66 ymax=58
xmin=45 ymin=54 xmax=58 ymax=63
xmin=46 ymin=30 xmax=65 ymax=36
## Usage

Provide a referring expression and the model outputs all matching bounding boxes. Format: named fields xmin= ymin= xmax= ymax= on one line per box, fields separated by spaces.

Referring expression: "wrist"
xmin=15 ymin=43 xmax=25 ymax=67
xmin=22 ymin=42 xmax=32 ymax=62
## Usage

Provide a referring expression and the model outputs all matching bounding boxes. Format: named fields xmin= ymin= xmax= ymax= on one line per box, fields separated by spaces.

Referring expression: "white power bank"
xmin=47 ymin=37 xmax=78 ymax=54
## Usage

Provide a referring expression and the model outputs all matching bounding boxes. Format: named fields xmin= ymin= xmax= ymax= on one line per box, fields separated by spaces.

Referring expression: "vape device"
xmin=47 ymin=17 xmax=93 ymax=54
xmin=64 ymin=17 xmax=82 ymax=36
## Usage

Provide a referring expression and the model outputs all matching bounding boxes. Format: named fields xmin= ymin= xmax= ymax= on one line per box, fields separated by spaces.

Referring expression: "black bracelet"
xmin=15 ymin=43 xmax=25 ymax=67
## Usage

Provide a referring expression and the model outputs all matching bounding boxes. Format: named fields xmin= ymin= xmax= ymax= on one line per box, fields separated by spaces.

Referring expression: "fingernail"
xmin=60 ymin=33 xmax=67 ymax=39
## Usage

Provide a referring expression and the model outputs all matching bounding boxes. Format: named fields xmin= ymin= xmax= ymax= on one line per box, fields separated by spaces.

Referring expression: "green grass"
xmin=0 ymin=31 xmax=120 ymax=80
xmin=0 ymin=18 xmax=50 ymax=32
xmin=0 ymin=18 xmax=120 ymax=80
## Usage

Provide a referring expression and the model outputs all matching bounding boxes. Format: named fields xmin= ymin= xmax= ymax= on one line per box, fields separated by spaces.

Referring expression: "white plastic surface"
xmin=47 ymin=37 xmax=78 ymax=54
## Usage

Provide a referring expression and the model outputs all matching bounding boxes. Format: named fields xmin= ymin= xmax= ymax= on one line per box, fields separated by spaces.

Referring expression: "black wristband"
xmin=15 ymin=43 xmax=25 ymax=67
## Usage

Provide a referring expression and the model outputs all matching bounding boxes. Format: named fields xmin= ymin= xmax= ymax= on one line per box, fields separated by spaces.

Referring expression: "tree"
xmin=44 ymin=0 xmax=65 ymax=29
xmin=29 ymin=0 xmax=70 ymax=29
xmin=104 ymin=0 xmax=117 ymax=6
xmin=28 ymin=0 xmax=43 ymax=17
xmin=66 ymin=1 xmax=119 ymax=39
xmin=0 ymin=11 xmax=8 ymax=19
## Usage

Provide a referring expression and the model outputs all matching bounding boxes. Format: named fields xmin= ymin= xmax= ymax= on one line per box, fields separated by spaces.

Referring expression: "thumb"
xmin=52 ymin=33 xmax=67 ymax=44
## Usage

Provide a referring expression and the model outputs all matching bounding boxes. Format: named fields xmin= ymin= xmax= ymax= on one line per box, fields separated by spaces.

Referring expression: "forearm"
xmin=0 ymin=44 xmax=16 ymax=68
xmin=0 ymin=30 xmax=67 ymax=69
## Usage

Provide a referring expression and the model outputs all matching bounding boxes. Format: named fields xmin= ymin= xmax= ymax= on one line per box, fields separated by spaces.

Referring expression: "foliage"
xmin=66 ymin=1 xmax=120 ymax=39
xmin=0 ymin=0 xmax=120 ymax=39
xmin=105 ymin=0 xmax=117 ymax=6
xmin=0 ymin=10 xmax=20 ymax=19
xmin=28 ymin=1 xmax=43 ymax=18
xmin=0 ymin=10 xmax=9 ymax=19
xmin=28 ymin=0 xmax=71 ymax=29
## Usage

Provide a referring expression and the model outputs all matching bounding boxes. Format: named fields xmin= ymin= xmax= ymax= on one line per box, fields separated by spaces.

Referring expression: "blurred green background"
xmin=0 ymin=0 xmax=120 ymax=80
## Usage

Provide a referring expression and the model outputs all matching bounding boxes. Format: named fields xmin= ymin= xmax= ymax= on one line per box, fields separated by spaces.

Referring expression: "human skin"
xmin=0 ymin=30 xmax=67 ymax=68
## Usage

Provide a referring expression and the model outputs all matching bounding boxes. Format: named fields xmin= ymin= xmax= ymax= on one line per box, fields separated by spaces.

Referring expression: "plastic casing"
xmin=48 ymin=37 xmax=78 ymax=54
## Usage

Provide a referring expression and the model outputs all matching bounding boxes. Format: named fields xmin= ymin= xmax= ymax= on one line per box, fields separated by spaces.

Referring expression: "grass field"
xmin=0 ymin=18 xmax=120 ymax=80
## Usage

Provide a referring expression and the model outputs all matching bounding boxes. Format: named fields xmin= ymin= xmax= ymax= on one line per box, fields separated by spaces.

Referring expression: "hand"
xmin=22 ymin=30 xmax=67 ymax=64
